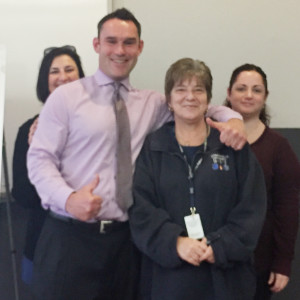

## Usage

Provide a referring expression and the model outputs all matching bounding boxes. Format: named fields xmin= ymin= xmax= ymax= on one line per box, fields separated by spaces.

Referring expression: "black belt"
xmin=49 ymin=211 xmax=128 ymax=234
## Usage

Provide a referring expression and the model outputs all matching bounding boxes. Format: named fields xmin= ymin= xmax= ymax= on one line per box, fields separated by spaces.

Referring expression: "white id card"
xmin=184 ymin=213 xmax=204 ymax=240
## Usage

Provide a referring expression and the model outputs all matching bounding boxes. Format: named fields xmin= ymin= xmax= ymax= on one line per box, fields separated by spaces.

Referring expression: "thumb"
xmin=206 ymin=117 xmax=220 ymax=129
xmin=268 ymin=272 xmax=275 ymax=285
xmin=87 ymin=174 xmax=100 ymax=192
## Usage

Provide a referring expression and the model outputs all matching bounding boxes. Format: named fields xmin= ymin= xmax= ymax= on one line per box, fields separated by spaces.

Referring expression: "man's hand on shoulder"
xmin=206 ymin=117 xmax=247 ymax=150
xmin=65 ymin=174 xmax=102 ymax=221
xmin=28 ymin=117 xmax=39 ymax=145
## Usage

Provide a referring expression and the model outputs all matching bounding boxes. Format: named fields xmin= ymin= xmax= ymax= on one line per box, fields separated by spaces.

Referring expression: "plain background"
xmin=1 ymin=0 xmax=300 ymax=189
xmin=0 ymin=1 xmax=299 ymax=299
xmin=0 ymin=0 xmax=110 ymax=190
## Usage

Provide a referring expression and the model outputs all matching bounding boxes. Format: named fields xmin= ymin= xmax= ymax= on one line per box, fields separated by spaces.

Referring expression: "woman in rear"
xmin=225 ymin=63 xmax=300 ymax=299
xmin=11 ymin=45 xmax=84 ymax=287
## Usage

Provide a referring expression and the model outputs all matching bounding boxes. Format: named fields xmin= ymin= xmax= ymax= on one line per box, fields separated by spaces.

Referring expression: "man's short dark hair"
xmin=97 ymin=8 xmax=141 ymax=38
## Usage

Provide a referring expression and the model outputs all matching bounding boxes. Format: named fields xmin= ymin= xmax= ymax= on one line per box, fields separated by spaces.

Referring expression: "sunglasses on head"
xmin=44 ymin=45 xmax=77 ymax=57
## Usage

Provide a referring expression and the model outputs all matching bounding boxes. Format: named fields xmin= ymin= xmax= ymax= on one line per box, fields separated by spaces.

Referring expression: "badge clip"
xmin=190 ymin=207 xmax=196 ymax=215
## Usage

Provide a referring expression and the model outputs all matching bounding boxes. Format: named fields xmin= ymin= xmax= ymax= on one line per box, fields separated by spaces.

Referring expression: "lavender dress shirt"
xmin=27 ymin=69 xmax=241 ymax=221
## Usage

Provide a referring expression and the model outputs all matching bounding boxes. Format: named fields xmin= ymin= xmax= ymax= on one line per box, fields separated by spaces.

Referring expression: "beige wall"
xmin=114 ymin=0 xmax=300 ymax=128
xmin=1 ymin=0 xmax=300 ymax=189
xmin=0 ymin=0 xmax=109 ymax=190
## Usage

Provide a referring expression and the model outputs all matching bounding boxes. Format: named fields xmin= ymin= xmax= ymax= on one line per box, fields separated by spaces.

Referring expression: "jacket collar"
xmin=149 ymin=121 xmax=225 ymax=154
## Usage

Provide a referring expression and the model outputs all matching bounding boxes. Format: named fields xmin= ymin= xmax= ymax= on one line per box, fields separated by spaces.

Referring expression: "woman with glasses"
xmin=11 ymin=45 xmax=84 ymax=286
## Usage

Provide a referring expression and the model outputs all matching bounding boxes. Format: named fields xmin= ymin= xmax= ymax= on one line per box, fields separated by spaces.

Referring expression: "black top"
xmin=11 ymin=115 xmax=47 ymax=260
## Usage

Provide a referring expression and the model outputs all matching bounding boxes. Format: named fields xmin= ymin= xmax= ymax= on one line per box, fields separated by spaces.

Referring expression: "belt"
xmin=49 ymin=211 xmax=128 ymax=234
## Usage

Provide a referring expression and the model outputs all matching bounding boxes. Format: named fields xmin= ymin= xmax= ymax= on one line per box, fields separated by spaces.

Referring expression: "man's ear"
xmin=138 ymin=39 xmax=144 ymax=56
xmin=93 ymin=37 xmax=100 ymax=53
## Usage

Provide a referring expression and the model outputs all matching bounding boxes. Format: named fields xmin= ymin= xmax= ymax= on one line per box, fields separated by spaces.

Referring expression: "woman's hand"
xmin=199 ymin=238 xmax=215 ymax=264
xmin=176 ymin=237 xmax=214 ymax=266
xmin=268 ymin=272 xmax=289 ymax=293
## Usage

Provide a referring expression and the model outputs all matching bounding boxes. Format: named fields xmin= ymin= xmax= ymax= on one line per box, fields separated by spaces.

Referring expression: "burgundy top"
xmin=251 ymin=126 xmax=300 ymax=276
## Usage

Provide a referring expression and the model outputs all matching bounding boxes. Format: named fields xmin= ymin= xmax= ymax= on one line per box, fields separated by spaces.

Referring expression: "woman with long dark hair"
xmin=11 ymin=45 xmax=84 ymax=286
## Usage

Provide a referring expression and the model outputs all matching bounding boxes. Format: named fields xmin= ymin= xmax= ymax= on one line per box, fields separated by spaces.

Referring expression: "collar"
xmin=94 ymin=69 xmax=132 ymax=91
xmin=149 ymin=122 xmax=225 ymax=154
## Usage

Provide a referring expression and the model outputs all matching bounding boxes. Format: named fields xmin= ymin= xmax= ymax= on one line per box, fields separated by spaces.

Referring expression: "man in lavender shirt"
xmin=27 ymin=8 xmax=246 ymax=300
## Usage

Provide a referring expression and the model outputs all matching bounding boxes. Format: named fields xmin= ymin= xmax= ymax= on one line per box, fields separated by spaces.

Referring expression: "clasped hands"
xmin=177 ymin=236 xmax=215 ymax=267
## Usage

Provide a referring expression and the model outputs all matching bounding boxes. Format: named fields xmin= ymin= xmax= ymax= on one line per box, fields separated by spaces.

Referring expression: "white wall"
xmin=0 ymin=46 xmax=6 ymax=187
xmin=115 ymin=0 xmax=300 ymax=128
xmin=0 ymin=0 xmax=110 ymax=189
xmin=1 ymin=0 xmax=300 ymax=188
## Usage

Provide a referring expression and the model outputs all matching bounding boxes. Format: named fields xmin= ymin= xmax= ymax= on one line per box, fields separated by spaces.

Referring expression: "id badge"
xmin=184 ymin=213 xmax=204 ymax=240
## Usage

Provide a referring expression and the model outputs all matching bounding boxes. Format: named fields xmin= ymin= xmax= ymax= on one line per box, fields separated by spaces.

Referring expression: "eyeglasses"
xmin=43 ymin=45 xmax=77 ymax=57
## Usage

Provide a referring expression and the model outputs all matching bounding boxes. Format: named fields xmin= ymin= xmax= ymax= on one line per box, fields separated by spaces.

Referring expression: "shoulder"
xmin=209 ymin=128 xmax=256 ymax=169
xmin=54 ymin=76 xmax=92 ymax=96
xmin=252 ymin=127 xmax=288 ymax=154
xmin=17 ymin=114 xmax=39 ymax=134
xmin=261 ymin=127 xmax=296 ymax=154
xmin=143 ymin=122 xmax=175 ymax=151
xmin=207 ymin=127 xmax=224 ymax=150
xmin=260 ymin=127 xmax=289 ymax=145
xmin=14 ymin=115 xmax=39 ymax=155
xmin=130 ymin=87 xmax=165 ymax=103
xmin=43 ymin=77 xmax=94 ymax=113
xmin=49 ymin=75 xmax=94 ymax=99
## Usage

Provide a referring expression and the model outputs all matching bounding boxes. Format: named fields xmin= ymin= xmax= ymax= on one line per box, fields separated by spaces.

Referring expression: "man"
xmin=27 ymin=8 xmax=246 ymax=300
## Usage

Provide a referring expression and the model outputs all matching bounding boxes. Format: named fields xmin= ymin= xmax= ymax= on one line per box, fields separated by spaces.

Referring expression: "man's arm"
xmin=27 ymin=91 xmax=73 ymax=213
xmin=27 ymin=87 xmax=105 ymax=221
xmin=206 ymin=105 xmax=247 ymax=150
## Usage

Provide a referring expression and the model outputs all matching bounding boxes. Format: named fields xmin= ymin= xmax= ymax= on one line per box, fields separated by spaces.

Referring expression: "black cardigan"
xmin=11 ymin=115 xmax=47 ymax=260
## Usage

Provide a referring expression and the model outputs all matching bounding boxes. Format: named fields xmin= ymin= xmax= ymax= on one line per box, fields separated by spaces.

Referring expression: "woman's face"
xmin=227 ymin=71 xmax=267 ymax=120
xmin=169 ymin=76 xmax=208 ymax=125
xmin=48 ymin=54 xmax=80 ymax=93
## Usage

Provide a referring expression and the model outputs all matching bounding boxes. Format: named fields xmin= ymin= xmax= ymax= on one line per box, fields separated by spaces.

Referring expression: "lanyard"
xmin=178 ymin=139 xmax=207 ymax=214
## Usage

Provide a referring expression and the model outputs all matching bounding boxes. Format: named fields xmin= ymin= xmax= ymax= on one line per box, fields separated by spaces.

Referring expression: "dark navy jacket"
xmin=129 ymin=121 xmax=267 ymax=300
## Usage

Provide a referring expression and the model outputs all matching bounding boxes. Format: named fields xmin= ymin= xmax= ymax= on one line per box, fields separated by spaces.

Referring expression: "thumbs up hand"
xmin=65 ymin=174 xmax=103 ymax=221
xmin=206 ymin=117 xmax=247 ymax=150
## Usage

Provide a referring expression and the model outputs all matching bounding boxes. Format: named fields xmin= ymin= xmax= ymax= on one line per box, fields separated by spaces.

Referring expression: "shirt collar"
xmin=94 ymin=69 xmax=132 ymax=91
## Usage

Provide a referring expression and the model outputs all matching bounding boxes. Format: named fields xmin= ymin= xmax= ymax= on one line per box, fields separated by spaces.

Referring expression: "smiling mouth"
xmin=112 ymin=58 xmax=128 ymax=64
xmin=241 ymin=102 xmax=254 ymax=106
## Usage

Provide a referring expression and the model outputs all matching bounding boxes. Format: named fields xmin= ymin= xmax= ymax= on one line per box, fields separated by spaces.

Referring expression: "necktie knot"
xmin=113 ymin=81 xmax=121 ymax=93
xmin=113 ymin=82 xmax=123 ymax=111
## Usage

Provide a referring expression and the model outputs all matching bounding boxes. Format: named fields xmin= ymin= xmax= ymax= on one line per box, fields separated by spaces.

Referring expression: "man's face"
xmin=93 ymin=18 xmax=144 ymax=81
